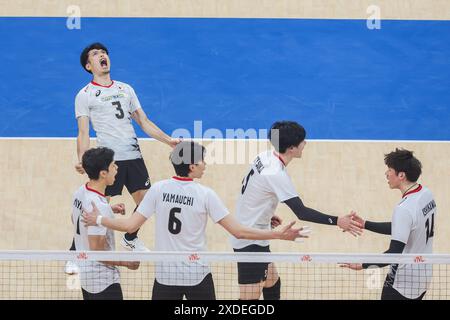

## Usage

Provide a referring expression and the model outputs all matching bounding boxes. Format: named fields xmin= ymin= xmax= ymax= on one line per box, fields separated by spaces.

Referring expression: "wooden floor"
xmin=1 ymin=139 xmax=448 ymax=254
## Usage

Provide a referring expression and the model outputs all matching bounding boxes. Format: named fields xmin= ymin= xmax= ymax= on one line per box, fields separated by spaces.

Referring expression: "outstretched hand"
xmin=278 ymin=221 xmax=311 ymax=241
xmin=81 ymin=201 xmax=100 ymax=227
xmin=339 ymin=263 xmax=363 ymax=271
xmin=337 ymin=211 xmax=363 ymax=237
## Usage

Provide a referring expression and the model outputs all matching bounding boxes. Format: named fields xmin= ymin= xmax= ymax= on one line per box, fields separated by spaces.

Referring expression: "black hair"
xmin=384 ymin=148 xmax=422 ymax=182
xmin=170 ymin=141 xmax=205 ymax=177
xmin=268 ymin=121 xmax=306 ymax=153
xmin=82 ymin=147 xmax=115 ymax=180
xmin=80 ymin=42 xmax=109 ymax=74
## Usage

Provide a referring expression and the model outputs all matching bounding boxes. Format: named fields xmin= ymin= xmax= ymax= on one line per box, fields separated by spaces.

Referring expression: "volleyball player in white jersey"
xmin=72 ymin=147 xmax=139 ymax=300
xmin=342 ymin=148 xmax=436 ymax=300
xmin=82 ymin=141 xmax=307 ymax=300
xmin=231 ymin=121 xmax=363 ymax=300
xmin=73 ymin=42 xmax=180 ymax=253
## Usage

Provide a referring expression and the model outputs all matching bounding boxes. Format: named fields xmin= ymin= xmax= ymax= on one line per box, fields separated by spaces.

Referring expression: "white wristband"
xmin=96 ymin=215 xmax=103 ymax=226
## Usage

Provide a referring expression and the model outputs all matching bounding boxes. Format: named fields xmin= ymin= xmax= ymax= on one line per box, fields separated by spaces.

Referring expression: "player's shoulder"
xmin=114 ymin=80 xmax=133 ymax=90
xmin=151 ymin=179 xmax=167 ymax=190
xmin=83 ymin=186 xmax=109 ymax=206
xmin=73 ymin=184 xmax=86 ymax=198
xmin=196 ymin=183 xmax=219 ymax=199
xmin=76 ymin=83 xmax=94 ymax=96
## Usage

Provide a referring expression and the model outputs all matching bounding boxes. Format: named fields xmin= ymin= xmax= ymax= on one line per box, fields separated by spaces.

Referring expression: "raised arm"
xmin=131 ymin=109 xmax=180 ymax=148
xmin=75 ymin=116 xmax=90 ymax=174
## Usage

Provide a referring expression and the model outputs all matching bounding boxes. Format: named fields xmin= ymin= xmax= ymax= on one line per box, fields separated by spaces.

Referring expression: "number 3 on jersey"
xmin=112 ymin=101 xmax=124 ymax=119
xmin=168 ymin=207 xmax=182 ymax=234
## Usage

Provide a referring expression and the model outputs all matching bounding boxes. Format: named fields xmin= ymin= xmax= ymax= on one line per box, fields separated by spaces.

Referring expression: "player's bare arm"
xmin=218 ymin=214 xmax=308 ymax=241
xmin=75 ymin=116 xmax=90 ymax=174
xmin=88 ymin=234 xmax=139 ymax=270
xmin=131 ymin=108 xmax=180 ymax=148
xmin=82 ymin=201 xmax=146 ymax=234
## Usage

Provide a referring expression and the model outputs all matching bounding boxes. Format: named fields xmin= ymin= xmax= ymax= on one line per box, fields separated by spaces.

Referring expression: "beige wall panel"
xmin=1 ymin=0 xmax=449 ymax=20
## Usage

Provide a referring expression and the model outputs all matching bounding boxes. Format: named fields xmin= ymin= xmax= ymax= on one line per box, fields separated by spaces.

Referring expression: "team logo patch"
xmin=95 ymin=90 xmax=101 ymax=97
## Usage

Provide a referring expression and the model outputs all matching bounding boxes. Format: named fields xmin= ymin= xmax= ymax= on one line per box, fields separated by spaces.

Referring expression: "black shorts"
xmin=381 ymin=275 xmax=426 ymax=300
xmin=152 ymin=273 xmax=216 ymax=300
xmin=81 ymin=283 xmax=123 ymax=300
xmin=105 ymin=158 xmax=150 ymax=197
xmin=234 ymin=244 xmax=271 ymax=285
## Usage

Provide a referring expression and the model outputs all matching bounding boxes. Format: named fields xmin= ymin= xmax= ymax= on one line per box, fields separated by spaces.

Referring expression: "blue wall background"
xmin=0 ymin=17 xmax=449 ymax=140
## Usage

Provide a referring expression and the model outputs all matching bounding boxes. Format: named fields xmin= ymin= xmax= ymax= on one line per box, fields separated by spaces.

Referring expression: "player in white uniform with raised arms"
xmin=231 ymin=121 xmax=363 ymax=300
xmin=71 ymin=42 xmax=179 ymax=258
xmin=72 ymin=147 xmax=139 ymax=300
xmin=82 ymin=141 xmax=308 ymax=300
xmin=342 ymin=148 xmax=436 ymax=300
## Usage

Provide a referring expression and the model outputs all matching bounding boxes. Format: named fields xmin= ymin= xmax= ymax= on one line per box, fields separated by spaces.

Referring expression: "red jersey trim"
xmin=273 ymin=151 xmax=286 ymax=166
xmin=172 ymin=176 xmax=193 ymax=182
xmin=91 ymin=80 xmax=114 ymax=88
xmin=85 ymin=183 xmax=106 ymax=197
xmin=403 ymin=184 xmax=422 ymax=198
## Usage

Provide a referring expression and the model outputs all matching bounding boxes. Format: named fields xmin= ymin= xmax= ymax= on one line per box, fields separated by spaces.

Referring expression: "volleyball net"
xmin=0 ymin=251 xmax=449 ymax=300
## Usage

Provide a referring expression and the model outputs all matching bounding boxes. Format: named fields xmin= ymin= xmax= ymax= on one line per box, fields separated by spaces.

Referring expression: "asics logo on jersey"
xmin=145 ymin=178 xmax=150 ymax=187
xmin=95 ymin=90 xmax=101 ymax=97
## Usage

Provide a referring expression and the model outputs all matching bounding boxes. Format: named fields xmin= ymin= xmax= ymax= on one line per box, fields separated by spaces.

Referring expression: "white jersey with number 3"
xmin=75 ymin=81 xmax=143 ymax=161
xmin=389 ymin=185 xmax=436 ymax=299
xmin=230 ymin=151 xmax=298 ymax=249
xmin=137 ymin=177 xmax=229 ymax=286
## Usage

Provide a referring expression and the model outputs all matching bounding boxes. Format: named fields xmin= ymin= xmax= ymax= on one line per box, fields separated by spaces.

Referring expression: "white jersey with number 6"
xmin=230 ymin=151 xmax=298 ymax=249
xmin=389 ymin=185 xmax=436 ymax=299
xmin=137 ymin=177 xmax=229 ymax=286
xmin=75 ymin=81 xmax=143 ymax=161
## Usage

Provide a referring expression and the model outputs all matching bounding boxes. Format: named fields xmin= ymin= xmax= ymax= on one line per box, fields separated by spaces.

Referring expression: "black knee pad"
xmin=263 ymin=278 xmax=281 ymax=300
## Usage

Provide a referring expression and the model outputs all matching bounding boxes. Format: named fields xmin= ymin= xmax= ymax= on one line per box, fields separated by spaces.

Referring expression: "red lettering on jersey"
xmin=301 ymin=255 xmax=312 ymax=262
xmin=188 ymin=254 xmax=200 ymax=262
xmin=414 ymin=256 xmax=425 ymax=263
xmin=77 ymin=252 xmax=88 ymax=260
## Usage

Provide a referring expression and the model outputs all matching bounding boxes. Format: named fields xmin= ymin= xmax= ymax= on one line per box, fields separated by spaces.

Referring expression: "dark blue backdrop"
xmin=0 ymin=18 xmax=449 ymax=140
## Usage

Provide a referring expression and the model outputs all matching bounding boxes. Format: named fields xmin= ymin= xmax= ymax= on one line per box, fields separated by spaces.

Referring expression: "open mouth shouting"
xmin=100 ymin=58 xmax=108 ymax=68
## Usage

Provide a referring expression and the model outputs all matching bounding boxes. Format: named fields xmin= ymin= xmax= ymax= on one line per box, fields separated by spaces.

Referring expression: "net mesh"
xmin=0 ymin=251 xmax=449 ymax=300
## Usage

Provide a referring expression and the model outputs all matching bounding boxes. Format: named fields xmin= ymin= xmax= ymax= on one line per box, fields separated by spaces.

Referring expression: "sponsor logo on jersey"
xmin=145 ymin=178 xmax=150 ymax=187
xmin=95 ymin=90 xmax=101 ymax=97
xmin=101 ymin=93 xmax=125 ymax=102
